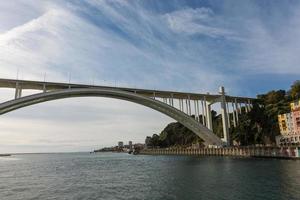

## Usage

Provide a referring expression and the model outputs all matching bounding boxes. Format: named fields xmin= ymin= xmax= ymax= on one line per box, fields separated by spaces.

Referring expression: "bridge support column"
xmin=202 ymin=98 xmax=206 ymax=126
xmin=234 ymin=98 xmax=239 ymax=125
xmin=43 ymin=83 xmax=47 ymax=93
xmin=196 ymin=100 xmax=200 ymax=122
xmin=226 ymin=102 xmax=230 ymax=128
xmin=18 ymin=88 xmax=22 ymax=98
xmin=164 ymin=98 xmax=167 ymax=104
xmin=188 ymin=95 xmax=191 ymax=116
xmin=247 ymin=99 xmax=252 ymax=111
xmin=179 ymin=99 xmax=182 ymax=111
xmin=220 ymin=86 xmax=230 ymax=146
xmin=245 ymin=102 xmax=249 ymax=113
xmin=14 ymin=82 xmax=22 ymax=99
xmin=193 ymin=100 xmax=197 ymax=120
xmin=185 ymin=99 xmax=188 ymax=114
xmin=206 ymin=101 xmax=213 ymax=130
xmin=232 ymin=102 xmax=237 ymax=127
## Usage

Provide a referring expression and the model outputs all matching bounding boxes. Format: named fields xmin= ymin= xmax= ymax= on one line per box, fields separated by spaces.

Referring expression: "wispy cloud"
xmin=164 ymin=7 xmax=236 ymax=39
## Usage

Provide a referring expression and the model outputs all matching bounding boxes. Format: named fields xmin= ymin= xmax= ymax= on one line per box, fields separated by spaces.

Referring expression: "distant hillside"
xmin=145 ymin=122 xmax=203 ymax=148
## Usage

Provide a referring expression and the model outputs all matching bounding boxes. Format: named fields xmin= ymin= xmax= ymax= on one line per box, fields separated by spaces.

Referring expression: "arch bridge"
xmin=0 ymin=78 xmax=255 ymax=147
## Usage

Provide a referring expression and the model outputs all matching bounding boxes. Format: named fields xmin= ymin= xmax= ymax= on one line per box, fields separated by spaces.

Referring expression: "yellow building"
xmin=290 ymin=100 xmax=300 ymax=111
xmin=277 ymin=100 xmax=300 ymax=146
xmin=278 ymin=114 xmax=290 ymax=135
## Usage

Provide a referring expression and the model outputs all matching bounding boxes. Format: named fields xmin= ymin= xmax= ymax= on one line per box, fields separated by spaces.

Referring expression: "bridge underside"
xmin=0 ymin=88 xmax=224 ymax=146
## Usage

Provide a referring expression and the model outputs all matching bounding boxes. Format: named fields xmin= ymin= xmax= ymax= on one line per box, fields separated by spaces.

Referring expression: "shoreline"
xmin=0 ymin=154 xmax=11 ymax=157
xmin=140 ymin=146 xmax=300 ymax=160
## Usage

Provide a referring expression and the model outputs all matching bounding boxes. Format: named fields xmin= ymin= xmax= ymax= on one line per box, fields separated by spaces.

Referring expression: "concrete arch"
xmin=0 ymin=88 xmax=223 ymax=146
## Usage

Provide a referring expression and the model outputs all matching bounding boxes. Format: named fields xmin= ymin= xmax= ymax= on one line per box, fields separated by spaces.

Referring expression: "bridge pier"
xmin=232 ymin=102 xmax=237 ymax=127
xmin=206 ymin=101 xmax=213 ymax=130
xmin=238 ymin=103 xmax=242 ymax=114
xmin=14 ymin=82 xmax=22 ymax=99
xmin=220 ymin=86 xmax=230 ymax=146
xmin=43 ymin=83 xmax=47 ymax=93
xmin=247 ymin=99 xmax=252 ymax=111
xmin=234 ymin=98 xmax=239 ymax=125
xmin=196 ymin=100 xmax=200 ymax=122
xmin=245 ymin=102 xmax=249 ymax=113
xmin=178 ymin=99 xmax=182 ymax=111
xmin=193 ymin=100 xmax=197 ymax=120
xmin=188 ymin=95 xmax=191 ymax=116
xmin=185 ymin=99 xmax=188 ymax=114
xmin=201 ymin=99 xmax=206 ymax=126
xmin=226 ymin=102 xmax=230 ymax=128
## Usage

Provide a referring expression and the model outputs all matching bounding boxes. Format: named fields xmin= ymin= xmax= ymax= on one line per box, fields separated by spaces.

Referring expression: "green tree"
xmin=232 ymin=102 xmax=276 ymax=145
xmin=290 ymin=80 xmax=300 ymax=100
xmin=149 ymin=134 xmax=160 ymax=147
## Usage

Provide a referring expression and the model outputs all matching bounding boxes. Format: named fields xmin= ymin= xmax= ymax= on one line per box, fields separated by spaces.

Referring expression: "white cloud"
xmin=239 ymin=15 xmax=300 ymax=75
xmin=164 ymin=7 xmax=236 ymax=39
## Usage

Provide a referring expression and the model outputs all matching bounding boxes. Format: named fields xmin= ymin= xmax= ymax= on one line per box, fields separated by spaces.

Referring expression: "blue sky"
xmin=0 ymin=0 xmax=299 ymax=152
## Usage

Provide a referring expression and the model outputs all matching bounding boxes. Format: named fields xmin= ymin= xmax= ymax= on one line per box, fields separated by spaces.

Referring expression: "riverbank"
xmin=140 ymin=146 xmax=300 ymax=159
xmin=0 ymin=154 xmax=11 ymax=157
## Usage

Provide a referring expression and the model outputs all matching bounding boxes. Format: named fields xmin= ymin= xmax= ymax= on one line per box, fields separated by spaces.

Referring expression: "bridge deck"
xmin=0 ymin=78 xmax=254 ymax=102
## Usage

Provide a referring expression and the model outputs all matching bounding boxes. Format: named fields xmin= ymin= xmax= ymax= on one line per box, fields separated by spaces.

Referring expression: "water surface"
xmin=0 ymin=153 xmax=299 ymax=200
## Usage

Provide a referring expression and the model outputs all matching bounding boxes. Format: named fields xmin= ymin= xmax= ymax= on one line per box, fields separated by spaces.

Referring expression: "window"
xmin=296 ymin=117 xmax=300 ymax=128
xmin=282 ymin=120 xmax=287 ymax=131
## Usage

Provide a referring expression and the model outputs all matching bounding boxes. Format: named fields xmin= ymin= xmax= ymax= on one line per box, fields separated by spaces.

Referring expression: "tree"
xmin=290 ymin=80 xmax=300 ymax=100
xmin=148 ymin=134 xmax=160 ymax=147
xmin=257 ymin=90 xmax=286 ymax=105
xmin=232 ymin=102 xmax=276 ymax=146
xmin=146 ymin=122 xmax=203 ymax=148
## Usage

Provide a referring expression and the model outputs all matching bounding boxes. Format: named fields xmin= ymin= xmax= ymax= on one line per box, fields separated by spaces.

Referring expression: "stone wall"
xmin=140 ymin=147 xmax=300 ymax=159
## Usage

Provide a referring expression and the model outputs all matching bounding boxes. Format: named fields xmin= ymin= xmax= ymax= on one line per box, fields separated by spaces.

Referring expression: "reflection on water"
xmin=0 ymin=157 xmax=21 ymax=161
xmin=0 ymin=153 xmax=300 ymax=200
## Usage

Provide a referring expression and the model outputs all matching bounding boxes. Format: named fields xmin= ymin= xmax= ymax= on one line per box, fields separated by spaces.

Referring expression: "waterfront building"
xmin=118 ymin=141 xmax=124 ymax=148
xmin=277 ymin=99 xmax=300 ymax=146
xmin=128 ymin=141 xmax=133 ymax=150
xmin=278 ymin=113 xmax=294 ymax=135
xmin=290 ymin=99 xmax=300 ymax=111
xmin=291 ymin=100 xmax=300 ymax=135
xmin=134 ymin=143 xmax=145 ymax=150
xmin=291 ymin=110 xmax=300 ymax=135
xmin=145 ymin=136 xmax=151 ymax=149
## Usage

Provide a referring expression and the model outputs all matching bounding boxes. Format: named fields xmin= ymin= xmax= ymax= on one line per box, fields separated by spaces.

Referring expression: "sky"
xmin=0 ymin=0 xmax=299 ymax=153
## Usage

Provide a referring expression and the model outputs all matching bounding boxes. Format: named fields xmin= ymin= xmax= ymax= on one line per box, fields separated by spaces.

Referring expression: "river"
xmin=0 ymin=153 xmax=299 ymax=200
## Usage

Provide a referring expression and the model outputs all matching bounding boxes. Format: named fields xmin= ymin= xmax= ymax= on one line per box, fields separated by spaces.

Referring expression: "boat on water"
xmin=0 ymin=154 xmax=11 ymax=157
